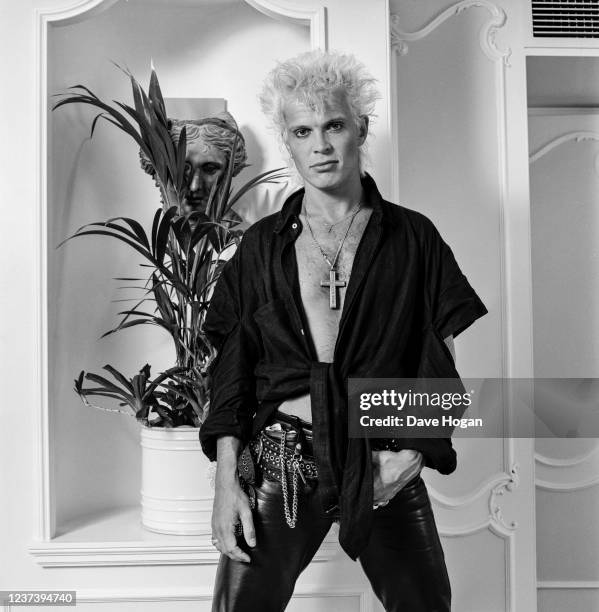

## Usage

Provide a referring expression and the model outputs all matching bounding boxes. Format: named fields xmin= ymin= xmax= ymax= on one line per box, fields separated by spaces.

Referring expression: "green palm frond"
xmin=57 ymin=65 xmax=289 ymax=426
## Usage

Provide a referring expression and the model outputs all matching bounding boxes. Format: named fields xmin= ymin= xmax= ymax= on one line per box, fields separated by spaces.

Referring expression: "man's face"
xmin=282 ymin=90 xmax=367 ymax=193
xmin=182 ymin=132 xmax=227 ymax=213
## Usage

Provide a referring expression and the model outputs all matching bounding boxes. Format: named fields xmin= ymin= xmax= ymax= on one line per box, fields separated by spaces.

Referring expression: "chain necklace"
xmin=321 ymin=200 xmax=362 ymax=233
xmin=302 ymin=197 xmax=362 ymax=309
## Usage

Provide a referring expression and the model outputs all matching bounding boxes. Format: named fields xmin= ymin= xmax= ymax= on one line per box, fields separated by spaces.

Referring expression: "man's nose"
xmin=313 ymin=130 xmax=333 ymax=154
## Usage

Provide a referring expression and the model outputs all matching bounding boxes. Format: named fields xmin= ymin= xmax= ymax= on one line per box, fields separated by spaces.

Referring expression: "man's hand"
xmin=212 ymin=436 xmax=256 ymax=563
xmin=372 ymin=449 xmax=424 ymax=505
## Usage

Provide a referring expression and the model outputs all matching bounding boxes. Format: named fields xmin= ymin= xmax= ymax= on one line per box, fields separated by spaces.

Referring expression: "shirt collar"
xmin=273 ymin=173 xmax=393 ymax=234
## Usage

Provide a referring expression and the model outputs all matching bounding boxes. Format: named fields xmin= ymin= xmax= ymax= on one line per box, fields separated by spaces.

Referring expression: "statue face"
xmin=182 ymin=134 xmax=227 ymax=213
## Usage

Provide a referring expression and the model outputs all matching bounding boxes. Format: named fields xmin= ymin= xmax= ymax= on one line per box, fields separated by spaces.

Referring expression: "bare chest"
xmin=294 ymin=208 xmax=372 ymax=361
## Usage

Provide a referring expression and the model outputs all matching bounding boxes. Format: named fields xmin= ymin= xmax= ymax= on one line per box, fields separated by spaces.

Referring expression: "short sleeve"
xmin=425 ymin=220 xmax=488 ymax=340
xmin=405 ymin=218 xmax=487 ymax=474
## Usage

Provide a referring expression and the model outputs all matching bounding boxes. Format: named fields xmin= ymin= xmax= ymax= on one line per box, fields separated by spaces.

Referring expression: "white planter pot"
xmin=140 ymin=424 xmax=214 ymax=535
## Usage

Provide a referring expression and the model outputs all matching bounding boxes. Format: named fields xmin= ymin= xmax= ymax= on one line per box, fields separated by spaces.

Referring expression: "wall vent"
xmin=533 ymin=1 xmax=599 ymax=37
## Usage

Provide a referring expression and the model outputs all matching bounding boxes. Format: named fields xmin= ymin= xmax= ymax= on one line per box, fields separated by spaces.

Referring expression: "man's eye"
xmin=293 ymin=128 xmax=310 ymax=138
xmin=328 ymin=122 xmax=344 ymax=131
xmin=183 ymin=162 xmax=192 ymax=176
xmin=203 ymin=165 xmax=221 ymax=175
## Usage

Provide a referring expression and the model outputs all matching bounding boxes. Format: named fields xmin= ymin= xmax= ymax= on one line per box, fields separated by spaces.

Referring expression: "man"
xmin=200 ymin=50 xmax=487 ymax=612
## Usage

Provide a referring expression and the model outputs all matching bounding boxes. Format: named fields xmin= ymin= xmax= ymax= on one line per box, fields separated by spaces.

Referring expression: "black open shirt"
xmin=200 ymin=173 xmax=488 ymax=560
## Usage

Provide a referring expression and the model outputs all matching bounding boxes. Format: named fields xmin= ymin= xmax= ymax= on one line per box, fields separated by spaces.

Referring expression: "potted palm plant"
xmin=54 ymin=66 xmax=285 ymax=534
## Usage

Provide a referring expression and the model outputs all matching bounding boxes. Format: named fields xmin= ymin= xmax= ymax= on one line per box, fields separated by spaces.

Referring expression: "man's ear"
xmin=357 ymin=115 xmax=369 ymax=145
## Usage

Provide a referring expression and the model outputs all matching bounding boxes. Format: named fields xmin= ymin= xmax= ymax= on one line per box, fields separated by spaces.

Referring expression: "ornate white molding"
xmin=390 ymin=0 xmax=511 ymax=64
xmin=441 ymin=520 xmax=490 ymax=537
xmin=431 ymin=456 xmax=520 ymax=543
xmin=29 ymin=539 xmax=226 ymax=567
xmin=536 ymin=474 xmax=599 ymax=492
xmin=525 ymin=44 xmax=599 ymax=58
xmin=430 ymin=465 xmax=519 ymax=511
xmin=529 ymin=131 xmax=599 ymax=164
xmin=244 ymin=0 xmax=327 ymax=49
xmin=535 ymin=442 xmax=599 ymax=491
xmin=34 ymin=0 xmax=122 ymax=548
xmin=26 ymin=586 xmax=369 ymax=607
xmin=29 ymin=530 xmax=341 ymax=567
xmin=34 ymin=0 xmax=119 ymax=26
xmin=489 ymin=463 xmax=519 ymax=531
xmin=538 ymin=581 xmax=599 ymax=590
xmin=434 ymin=462 xmax=519 ymax=536
xmin=529 ymin=107 xmax=599 ymax=116
xmin=535 ymin=445 xmax=599 ymax=468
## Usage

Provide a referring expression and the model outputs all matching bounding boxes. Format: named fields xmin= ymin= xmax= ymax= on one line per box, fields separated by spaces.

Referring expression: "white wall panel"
xmin=443 ymin=530 xmax=507 ymax=612
xmin=537 ymin=588 xmax=599 ymax=612
xmin=528 ymin=113 xmax=599 ymax=378
xmin=537 ymin=487 xmax=599 ymax=580
xmin=529 ymin=103 xmax=599 ymax=611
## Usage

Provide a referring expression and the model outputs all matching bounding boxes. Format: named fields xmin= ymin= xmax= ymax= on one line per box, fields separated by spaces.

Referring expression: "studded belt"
xmin=250 ymin=431 xmax=319 ymax=482
xmin=248 ymin=420 xmax=319 ymax=528
xmin=371 ymin=438 xmax=403 ymax=452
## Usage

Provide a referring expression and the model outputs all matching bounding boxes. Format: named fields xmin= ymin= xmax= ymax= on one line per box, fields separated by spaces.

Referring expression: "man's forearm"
xmin=215 ymin=435 xmax=243 ymax=484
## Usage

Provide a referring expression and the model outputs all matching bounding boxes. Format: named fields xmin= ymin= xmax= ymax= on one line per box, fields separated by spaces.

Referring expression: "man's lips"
xmin=310 ymin=160 xmax=338 ymax=169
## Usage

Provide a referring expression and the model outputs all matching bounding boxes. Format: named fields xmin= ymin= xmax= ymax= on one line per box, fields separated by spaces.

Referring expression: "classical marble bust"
xmin=139 ymin=110 xmax=248 ymax=214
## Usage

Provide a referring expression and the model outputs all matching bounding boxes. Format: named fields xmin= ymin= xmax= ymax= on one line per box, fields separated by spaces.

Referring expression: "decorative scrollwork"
xmin=390 ymin=0 xmax=511 ymax=65
xmin=529 ymin=131 xmax=599 ymax=164
xmin=489 ymin=463 xmax=519 ymax=530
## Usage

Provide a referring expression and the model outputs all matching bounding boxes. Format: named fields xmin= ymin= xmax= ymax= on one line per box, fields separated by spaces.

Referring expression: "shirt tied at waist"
xmin=256 ymin=359 xmax=373 ymax=559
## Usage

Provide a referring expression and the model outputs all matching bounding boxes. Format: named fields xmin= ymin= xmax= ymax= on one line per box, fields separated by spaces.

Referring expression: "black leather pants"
xmin=211 ymin=468 xmax=451 ymax=611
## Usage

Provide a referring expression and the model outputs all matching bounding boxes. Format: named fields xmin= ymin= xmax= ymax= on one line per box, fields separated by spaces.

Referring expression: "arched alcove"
xmin=43 ymin=0 xmax=311 ymax=556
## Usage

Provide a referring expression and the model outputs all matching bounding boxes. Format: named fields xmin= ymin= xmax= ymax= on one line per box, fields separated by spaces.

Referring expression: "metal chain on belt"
xmin=279 ymin=430 xmax=299 ymax=528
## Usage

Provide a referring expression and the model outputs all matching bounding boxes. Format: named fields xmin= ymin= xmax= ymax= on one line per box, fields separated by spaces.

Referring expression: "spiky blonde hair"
xmin=259 ymin=49 xmax=380 ymax=175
